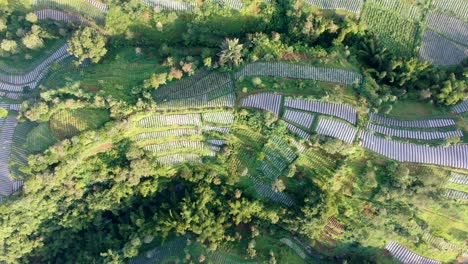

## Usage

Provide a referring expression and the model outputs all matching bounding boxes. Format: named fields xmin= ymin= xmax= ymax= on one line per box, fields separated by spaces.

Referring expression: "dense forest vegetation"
xmin=0 ymin=0 xmax=466 ymax=263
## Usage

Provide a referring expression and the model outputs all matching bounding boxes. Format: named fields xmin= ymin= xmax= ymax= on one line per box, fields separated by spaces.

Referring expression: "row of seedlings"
xmin=279 ymin=238 xmax=308 ymax=260
xmin=0 ymin=117 xmax=22 ymax=196
xmin=35 ymin=9 xmax=90 ymax=25
xmin=367 ymin=123 xmax=463 ymax=140
xmin=216 ymin=0 xmax=244 ymax=10
xmin=431 ymin=0 xmax=467 ymax=20
xmin=449 ymin=172 xmax=468 ymax=185
xmin=452 ymin=100 xmax=468 ymax=114
xmin=426 ymin=11 xmax=468 ymax=45
xmin=365 ymin=0 xmax=422 ymax=20
xmin=446 ymin=189 xmax=468 ymax=200
xmin=135 ymin=128 xmax=201 ymax=142
xmin=411 ymin=224 xmax=465 ymax=251
xmin=140 ymin=0 xmax=195 ymax=11
xmin=248 ymin=175 xmax=295 ymax=207
xmin=282 ymin=109 xmax=315 ymax=129
xmin=359 ymin=130 xmax=468 ymax=170
xmin=370 ymin=113 xmax=456 ymax=128
xmin=285 ymin=98 xmax=357 ymax=124
xmin=385 ymin=241 xmax=442 ymax=264
xmin=32 ymin=0 xmax=108 ymax=25
xmin=128 ymin=236 xmax=187 ymax=264
xmin=305 ymin=0 xmax=364 ymax=14
xmin=241 ymin=93 xmax=283 ymax=116
xmin=286 ymin=122 xmax=311 ymax=140
xmin=156 ymin=153 xmax=203 ymax=165
xmin=235 ymin=62 xmax=363 ymax=85
xmin=315 ymin=117 xmax=358 ymax=144
xmin=202 ymin=111 xmax=235 ymax=125
xmin=419 ymin=29 xmax=468 ymax=66
xmin=138 ymin=113 xmax=202 ymax=128
xmin=156 ymin=71 xmax=235 ymax=109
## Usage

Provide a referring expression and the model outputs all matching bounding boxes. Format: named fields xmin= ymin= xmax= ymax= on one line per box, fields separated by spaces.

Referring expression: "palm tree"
xmin=218 ymin=38 xmax=244 ymax=69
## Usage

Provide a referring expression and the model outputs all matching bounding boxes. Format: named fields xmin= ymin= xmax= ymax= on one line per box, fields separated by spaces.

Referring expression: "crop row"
xmin=419 ymin=29 xmax=468 ymax=66
xmin=285 ymin=98 xmax=357 ymax=124
xmin=359 ymin=130 xmax=468 ymax=170
xmin=305 ymin=0 xmax=363 ymax=14
xmin=241 ymin=93 xmax=282 ymax=115
xmin=236 ymin=62 xmax=362 ymax=85
xmin=367 ymin=123 xmax=463 ymax=140
xmin=315 ymin=117 xmax=357 ymax=144
xmin=370 ymin=113 xmax=455 ymax=128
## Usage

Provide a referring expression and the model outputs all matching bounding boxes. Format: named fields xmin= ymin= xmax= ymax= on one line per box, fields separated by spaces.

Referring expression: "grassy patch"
xmin=50 ymin=108 xmax=110 ymax=139
xmin=25 ymin=122 xmax=58 ymax=153
xmin=79 ymin=47 xmax=163 ymax=102
xmin=388 ymin=100 xmax=454 ymax=118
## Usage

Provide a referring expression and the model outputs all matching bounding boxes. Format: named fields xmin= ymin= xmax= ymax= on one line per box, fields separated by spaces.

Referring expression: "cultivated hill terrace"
xmin=0 ymin=0 xmax=467 ymax=263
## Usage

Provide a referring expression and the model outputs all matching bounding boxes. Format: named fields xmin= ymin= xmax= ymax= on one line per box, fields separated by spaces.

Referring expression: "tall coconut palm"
xmin=218 ymin=38 xmax=244 ymax=69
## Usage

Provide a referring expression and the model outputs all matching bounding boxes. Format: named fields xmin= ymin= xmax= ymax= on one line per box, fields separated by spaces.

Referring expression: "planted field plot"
xmin=280 ymin=238 xmax=307 ymax=260
xmin=140 ymin=0 xmax=195 ymax=11
xmin=452 ymin=100 xmax=468 ymax=114
xmin=202 ymin=111 xmax=235 ymax=125
xmin=449 ymin=172 xmax=468 ymax=185
xmin=419 ymin=29 xmax=468 ymax=65
xmin=286 ymin=122 xmax=311 ymax=140
xmin=50 ymin=108 xmax=110 ymax=139
xmin=359 ymin=130 xmax=468 ymax=170
xmin=138 ymin=113 xmax=202 ymax=128
xmin=432 ymin=0 xmax=468 ymax=20
xmin=315 ymin=117 xmax=357 ymax=144
xmin=263 ymin=145 xmax=289 ymax=172
xmin=385 ymin=241 xmax=442 ymax=264
xmin=297 ymin=149 xmax=336 ymax=178
xmin=259 ymin=160 xmax=282 ymax=180
xmin=283 ymin=109 xmax=315 ymax=129
xmin=144 ymin=140 xmax=209 ymax=153
xmin=155 ymin=71 xmax=235 ymax=109
xmin=24 ymin=123 xmax=57 ymax=153
xmin=249 ymin=175 xmax=295 ymax=206
xmin=446 ymin=189 xmax=468 ymax=199
xmin=370 ymin=113 xmax=456 ymax=128
xmin=135 ymin=128 xmax=201 ymax=142
xmin=35 ymin=9 xmax=90 ymax=25
xmin=304 ymin=0 xmax=363 ymax=14
xmin=241 ymin=93 xmax=282 ymax=115
xmin=217 ymin=0 xmax=244 ymax=10
xmin=156 ymin=153 xmax=202 ymax=165
xmin=158 ymin=93 xmax=236 ymax=109
xmin=32 ymin=0 xmax=107 ymax=25
xmin=0 ymin=117 xmax=20 ymax=196
xmin=0 ymin=44 xmax=69 ymax=87
xmin=366 ymin=0 xmax=421 ymax=20
xmin=360 ymin=3 xmax=418 ymax=57
xmin=128 ymin=237 xmax=187 ymax=264
xmin=426 ymin=11 xmax=468 ymax=45
xmin=235 ymin=62 xmax=362 ymax=85
xmin=10 ymin=121 xmax=36 ymax=179
xmin=367 ymin=123 xmax=463 ymax=141
xmin=269 ymin=135 xmax=297 ymax=163
xmin=285 ymin=98 xmax=357 ymax=124
xmin=203 ymin=125 xmax=230 ymax=134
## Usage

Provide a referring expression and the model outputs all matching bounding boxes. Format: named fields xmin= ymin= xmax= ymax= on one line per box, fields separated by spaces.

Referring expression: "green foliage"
xmin=0 ymin=106 xmax=7 ymax=118
xmin=67 ymin=27 xmax=107 ymax=64
xmin=218 ymin=38 xmax=244 ymax=69
xmin=49 ymin=108 xmax=110 ymax=139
